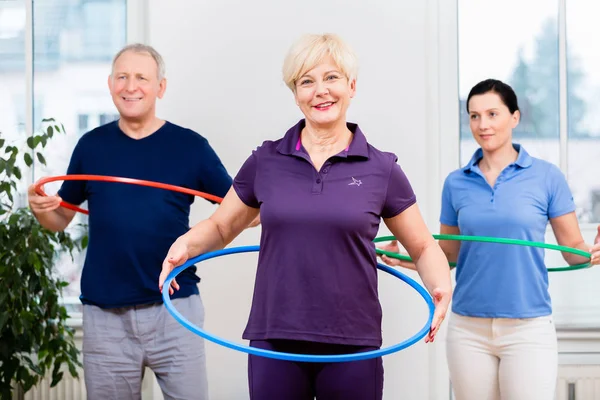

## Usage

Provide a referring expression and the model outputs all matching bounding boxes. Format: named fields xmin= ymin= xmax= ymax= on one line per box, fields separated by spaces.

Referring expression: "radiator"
xmin=557 ymin=365 xmax=600 ymax=400
xmin=15 ymin=367 xmax=161 ymax=400
xmin=15 ymin=369 xmax=86 ymax=400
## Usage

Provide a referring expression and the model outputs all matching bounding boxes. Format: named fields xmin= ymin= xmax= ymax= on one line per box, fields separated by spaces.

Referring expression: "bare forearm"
xmin=395 ymin=260 xmax=417 ymax=271
xmin=178 ymin=218 xmax=228 ymax=258
xmin=414 ymin=241 xmax=452 ymax=295
xmin=31 ymin=209 xmax=72 ymax=232
xmin=563 ymin=240 xmax=592 ymax=265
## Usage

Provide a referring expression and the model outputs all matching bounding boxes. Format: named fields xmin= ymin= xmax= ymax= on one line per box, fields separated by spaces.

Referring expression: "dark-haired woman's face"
xmin=468 ymin=92 xmax=519 ymax=153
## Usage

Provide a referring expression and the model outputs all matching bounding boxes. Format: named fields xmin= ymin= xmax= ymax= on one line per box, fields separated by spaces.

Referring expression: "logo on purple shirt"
xmin=348 ymin=177 xmax=362 ymax=186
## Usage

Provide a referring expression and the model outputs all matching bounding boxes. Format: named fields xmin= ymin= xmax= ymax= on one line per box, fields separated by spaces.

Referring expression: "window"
xmin=32 ymin=0 xmax=127 ymax=298
xmin=0 ymin=0 xmax=130 ymax=299
xmin=458 ymin=0 xmax=560 ymax=167
xmin=0 ymin=0 xmax=26 ymax=150
xmin=566 ymin=1 xmax=600 ymax=223
xmin=458 ymin=0 xmax=600 ymax=328
xmin=78 ymin=113 xmax=89 ymax=134
xmin=99 ymin=113 xmax=119 ymax=125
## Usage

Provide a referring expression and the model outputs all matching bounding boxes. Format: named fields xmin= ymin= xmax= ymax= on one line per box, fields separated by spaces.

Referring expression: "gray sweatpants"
xmin=82 ymin=294 xmax=208 ymax=400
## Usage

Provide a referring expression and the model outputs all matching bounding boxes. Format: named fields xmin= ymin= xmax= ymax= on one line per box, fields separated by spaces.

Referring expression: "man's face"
xmin=108 ymin=51 xmax=166 ymax=121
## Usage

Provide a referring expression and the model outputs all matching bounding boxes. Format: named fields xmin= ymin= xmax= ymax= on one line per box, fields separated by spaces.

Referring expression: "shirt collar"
xmin=463 ymin=143 xmax=533 ymax=172
xmin=276 ymin=119 xmax=369 ymax=159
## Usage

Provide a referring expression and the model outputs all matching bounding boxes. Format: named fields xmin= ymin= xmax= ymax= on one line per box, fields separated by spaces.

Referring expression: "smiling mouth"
xmin=122 ymin=97 xmax=142 ymax=102
xmin=314 ymin=101 xmax=335 ymax=109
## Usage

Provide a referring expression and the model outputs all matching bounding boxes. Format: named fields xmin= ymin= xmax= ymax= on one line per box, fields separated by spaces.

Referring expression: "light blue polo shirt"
xmin=441 ymin=144 xmax=575 ymax=318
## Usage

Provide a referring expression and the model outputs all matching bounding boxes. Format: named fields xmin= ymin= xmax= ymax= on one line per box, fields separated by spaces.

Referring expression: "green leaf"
xmin=36 ymin=152 xmax=46 ymax=165
xmin=24 ymin=153 xmax=33 ymax=167
xmin=67 ymin=362 xmax=78 ymax=378
xmin=50 ymin=370 xmax=63 ymax=387
xmin=47 ymin=126 xmax=54 ymax=137
xmin=0 ymin=121 xmax=85 ymax=394
xmin=0 ymin=313 xmax=8 ymax=331
xmin=41 ymin=118 xmax=55 ymax=122
xmin=81 ymin=235 xmax=89 ymax=249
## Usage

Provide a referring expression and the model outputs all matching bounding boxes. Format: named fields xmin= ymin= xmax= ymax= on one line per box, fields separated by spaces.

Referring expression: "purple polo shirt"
xmin=233 ymin=119 xmax=416 ymax=347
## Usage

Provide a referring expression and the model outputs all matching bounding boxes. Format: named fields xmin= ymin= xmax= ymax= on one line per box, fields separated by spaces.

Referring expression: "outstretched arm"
xmin=383 ymin=203 xmax=452 ymax=343
xmin=159 ymin=187 xmax=259 ymax=293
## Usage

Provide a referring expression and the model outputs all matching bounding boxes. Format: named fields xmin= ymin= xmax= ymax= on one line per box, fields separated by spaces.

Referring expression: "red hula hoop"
xmin=34 ymin=174 xmax=224 ymax=215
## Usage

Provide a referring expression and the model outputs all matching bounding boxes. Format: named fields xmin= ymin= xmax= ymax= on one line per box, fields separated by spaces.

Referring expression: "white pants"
xmin=447 ymin=312 xmax=557 ymax=400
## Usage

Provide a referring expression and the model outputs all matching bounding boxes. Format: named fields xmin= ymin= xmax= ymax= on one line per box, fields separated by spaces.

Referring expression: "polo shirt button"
xmin=316 ymin=178 xmax=322 ymax=183
xmin=323 ymin=168 xmax=329 ymax=173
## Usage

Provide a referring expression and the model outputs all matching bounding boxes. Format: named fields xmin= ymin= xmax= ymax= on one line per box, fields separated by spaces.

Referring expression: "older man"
xmin=27 ymin=43 xmax=233 ymax=400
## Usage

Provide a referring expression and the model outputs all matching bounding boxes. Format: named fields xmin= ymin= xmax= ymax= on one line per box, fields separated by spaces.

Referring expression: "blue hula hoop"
xmin=162 ymin=246 xmax=435 ymax=363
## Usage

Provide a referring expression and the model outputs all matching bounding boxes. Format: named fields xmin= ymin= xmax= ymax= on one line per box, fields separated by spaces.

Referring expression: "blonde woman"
xmin=160 ymin=34 xmax=452 ymax=400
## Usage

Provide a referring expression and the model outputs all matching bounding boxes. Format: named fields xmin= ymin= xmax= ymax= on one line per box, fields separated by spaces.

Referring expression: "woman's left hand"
xmin=426 ymin=287 xmax=451 ymax=343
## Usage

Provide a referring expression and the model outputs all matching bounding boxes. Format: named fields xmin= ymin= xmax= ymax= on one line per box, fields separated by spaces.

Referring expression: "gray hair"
xmin=111 ymin=43 xmax=166 ymax=80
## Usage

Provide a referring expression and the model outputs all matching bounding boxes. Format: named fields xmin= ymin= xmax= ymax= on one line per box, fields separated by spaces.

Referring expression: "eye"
xmin=118 ymin=76 xmax=126 ymax=80
xmin=470 ymin=114 xmax=478 ymax=120
xmin=489 ymin=112 xmax=497 ymax=117
xmin=299 ymin=79 xmax=312 ymax=86
xmin=326 ymin=74 xmax=339 ymax=81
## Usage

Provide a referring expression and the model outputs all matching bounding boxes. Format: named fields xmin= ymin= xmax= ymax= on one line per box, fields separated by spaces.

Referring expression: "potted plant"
xmin=0 ymin=119 xmax=87 ymax=399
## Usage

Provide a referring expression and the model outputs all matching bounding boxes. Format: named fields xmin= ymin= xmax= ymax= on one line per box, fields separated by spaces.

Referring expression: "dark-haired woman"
xmin=381 ymin=79 xmax=600 ymax=399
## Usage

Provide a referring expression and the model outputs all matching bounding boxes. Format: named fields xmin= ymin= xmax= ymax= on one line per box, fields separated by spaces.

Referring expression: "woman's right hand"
xmin=159 ymin=239 xmax=188 ymax=295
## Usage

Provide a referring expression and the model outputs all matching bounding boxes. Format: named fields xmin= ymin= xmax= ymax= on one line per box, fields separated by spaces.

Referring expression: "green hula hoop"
xmin=373 ymin=234 xmax=592 ymax=272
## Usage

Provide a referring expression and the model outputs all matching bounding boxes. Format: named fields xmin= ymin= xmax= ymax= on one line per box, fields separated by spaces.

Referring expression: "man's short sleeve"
xmin=57 ymin=140 xmax=87 ymax=205
xmin=233 ymin=151 xmax=259 ymax=209
xmin=196 ymin=137 xmax=232 ymax=199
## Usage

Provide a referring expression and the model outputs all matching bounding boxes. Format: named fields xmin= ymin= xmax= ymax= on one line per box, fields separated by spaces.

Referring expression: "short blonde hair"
xmin=111 ymin=43 xmax=166 ymax=80
xmin=282 ymin=33 xmax=358 ymax=92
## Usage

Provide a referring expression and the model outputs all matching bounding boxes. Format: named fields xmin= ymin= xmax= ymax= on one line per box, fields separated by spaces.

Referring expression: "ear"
xmin=157 ymin=78 xmax=167 ymax=99
xmin=511 ymin=109 xmax=520 ymax=129
xmin=349 ymin=78 xmax=357 ymax=99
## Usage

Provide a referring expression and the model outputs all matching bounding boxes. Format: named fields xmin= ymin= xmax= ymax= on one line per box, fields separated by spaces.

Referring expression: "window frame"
xmin=21 ymin=0 xmax=148 ymax=186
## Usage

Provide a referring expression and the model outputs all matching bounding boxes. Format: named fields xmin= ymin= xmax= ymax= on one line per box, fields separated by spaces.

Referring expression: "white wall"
xmin=147 ymin=0 xmax=457 ymax=398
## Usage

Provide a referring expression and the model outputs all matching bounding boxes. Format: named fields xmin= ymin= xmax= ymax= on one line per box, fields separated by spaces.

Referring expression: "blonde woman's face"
xmin=294 ymin=56 xmax=355 ymax=128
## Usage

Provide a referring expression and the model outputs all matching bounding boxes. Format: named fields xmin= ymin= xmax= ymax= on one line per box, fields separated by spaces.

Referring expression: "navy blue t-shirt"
xmin=58 ymin=121 xmax=232 ymax=308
